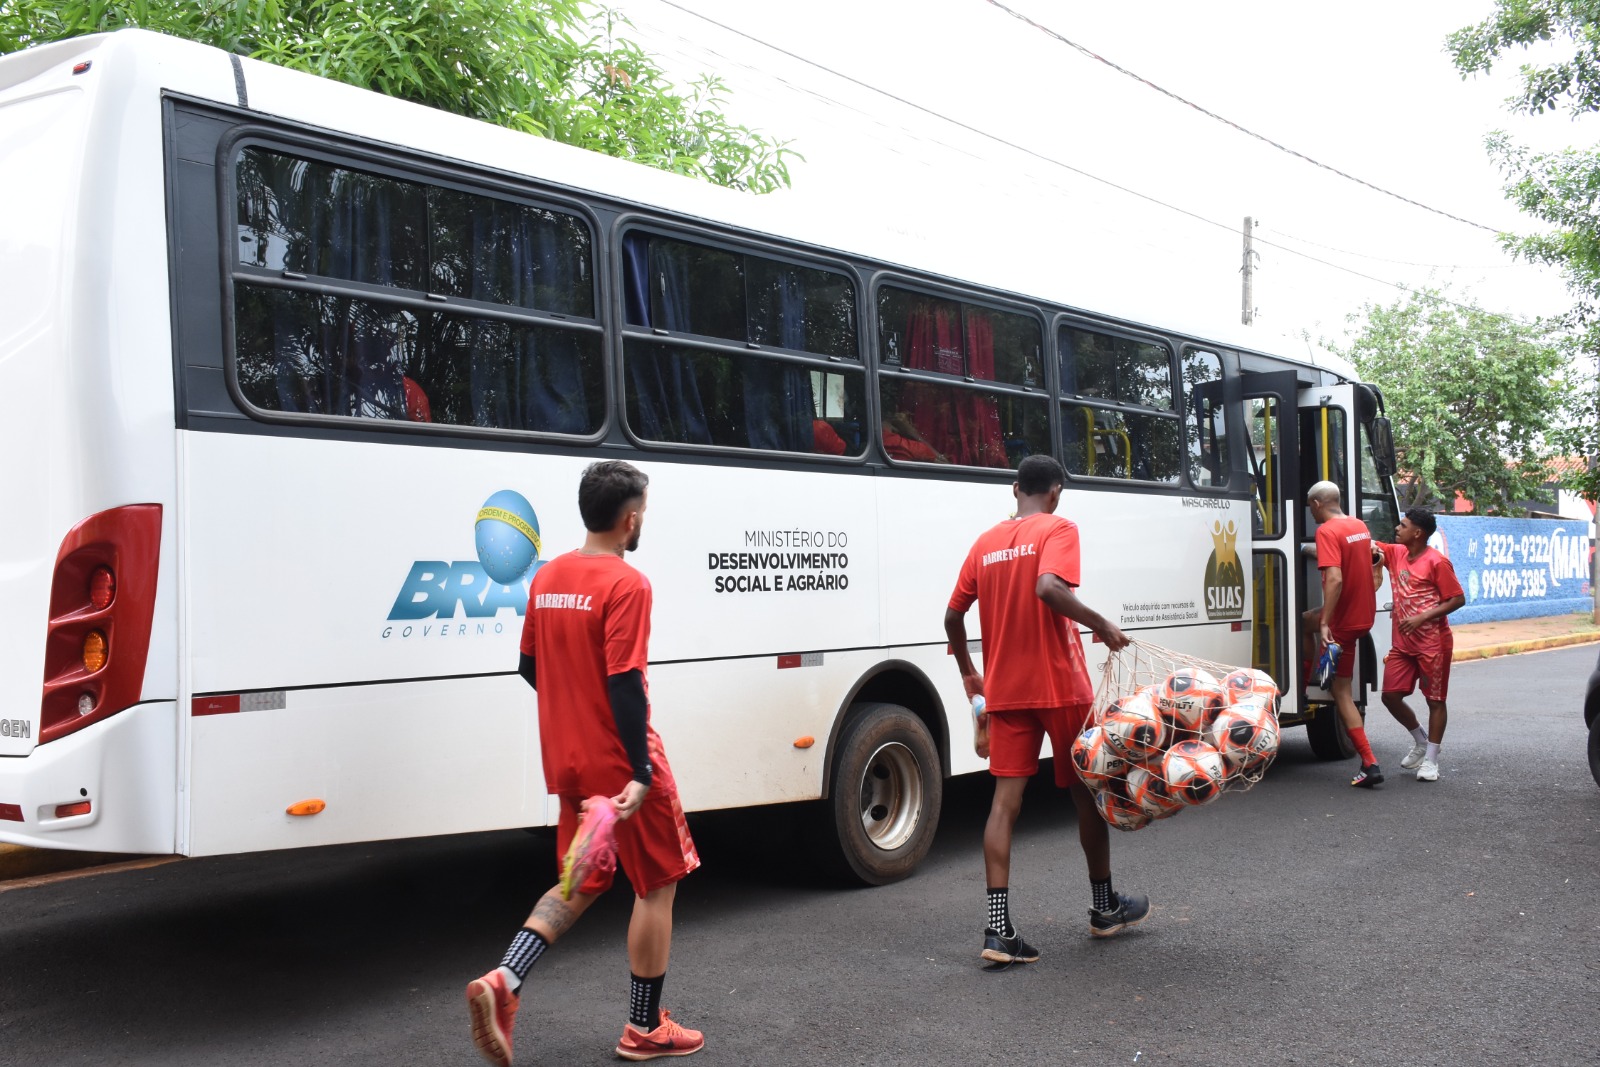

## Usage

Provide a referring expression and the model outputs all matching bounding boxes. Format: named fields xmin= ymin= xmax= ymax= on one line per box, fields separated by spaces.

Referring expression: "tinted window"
xmin=878 ymin=287 xmax=1041 ymax=386
xmin=624 ymin=340 xmax=866 ymax=455
xmin=234 ymin=286 xmax=603 ymax=434
xmin=1060 ymin=325 xmax=1172 ymax=408
xmin=1061 ymin=402 xmax=1181 ymax=483
xmin=429 ymin=188 xmax=593 ymax=316
xmin=622 ymin=233 xmax=858 ymax=360
xmin=1183 ymin=348 xmax=1229 ymax=488
xmin=879 ymin=376 xmax=1049 ymax=469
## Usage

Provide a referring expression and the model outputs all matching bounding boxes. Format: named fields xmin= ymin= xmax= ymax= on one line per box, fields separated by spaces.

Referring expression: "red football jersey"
xmin=948 ymin=513 xmax=1092 ymax=710
xmin=519 ymin=551 xmax=653 ymax=798
xmin=1315 ymin=514 xmax=1376 ymax=634
xmin=1377 ymin=542 xmax=1463 ymax=655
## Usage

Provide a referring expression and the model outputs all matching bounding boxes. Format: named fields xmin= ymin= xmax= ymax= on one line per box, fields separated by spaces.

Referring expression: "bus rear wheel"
xmin=1305 ymin=704 xmax=1356 ymax=760
xmin=818 ymin=702 xmax=941 ymax=886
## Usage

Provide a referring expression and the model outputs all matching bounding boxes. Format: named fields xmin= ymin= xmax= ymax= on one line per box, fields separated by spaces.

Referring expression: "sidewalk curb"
xmin=1453 ymin=631 xmax=1600 ymax=663
xmin=0 ymin=842 xmax=153 ymax=883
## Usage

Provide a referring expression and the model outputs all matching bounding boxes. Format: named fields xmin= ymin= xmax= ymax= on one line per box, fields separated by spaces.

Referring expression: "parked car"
xmin=1587 ymin=646 xmax=1600 ymax=788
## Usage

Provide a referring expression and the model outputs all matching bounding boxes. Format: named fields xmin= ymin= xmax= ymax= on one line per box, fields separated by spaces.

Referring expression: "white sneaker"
xmin=1416 ymin=758 xmax=1439 ymax=782
xmin=1400 ymin=742 xmax=1427 ymax=770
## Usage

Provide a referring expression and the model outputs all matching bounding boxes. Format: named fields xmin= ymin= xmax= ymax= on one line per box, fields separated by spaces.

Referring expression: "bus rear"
xmin=0 ymin=35 xmax=183 ymax=854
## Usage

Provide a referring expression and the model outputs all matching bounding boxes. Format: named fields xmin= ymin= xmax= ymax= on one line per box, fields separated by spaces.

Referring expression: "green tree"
xmin=0 ymin=0 xmax=797 ymax=194
xmin=1338 ymin=288 xmax=1574 ymax=515
xmin=1447 ymin=2 xmax=1600 ymax=501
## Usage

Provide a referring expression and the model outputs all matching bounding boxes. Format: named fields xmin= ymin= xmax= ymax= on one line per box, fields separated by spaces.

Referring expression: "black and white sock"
xmin=629 ymin=971 xmax=665 ymax=1032
xmin=496 ymin=927 xmax=547 ymax=991
xmin=986 ymin=886 xmax=1014 ymax=938
xmin=1091 ymin=876 xmax=1115 ymax=913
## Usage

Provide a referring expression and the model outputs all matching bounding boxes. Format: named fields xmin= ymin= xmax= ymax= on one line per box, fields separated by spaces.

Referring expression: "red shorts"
xmin=555 ymin=735 xmax=700 ymax=898
xmin=1327 ymin=628 xmax=1367 ymax=679
xmin=988 ymin=703 xmax=1091 ymax=787
xmin=1382 ymin=637 xmax=1452 ymax=702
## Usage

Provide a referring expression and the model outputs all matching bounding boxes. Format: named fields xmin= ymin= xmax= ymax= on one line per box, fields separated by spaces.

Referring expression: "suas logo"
xmin=384 ymin=490 xmax=544 ymax=633
xmin=1203 ymin=519 xmax=1245 ymax=622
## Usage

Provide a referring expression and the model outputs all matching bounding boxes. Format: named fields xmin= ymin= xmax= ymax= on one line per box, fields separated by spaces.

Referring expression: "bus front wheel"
xmin=1305 ymin=704 xmax=1357 ymax=760
xmin=818 ymin=702 xmax=942 ymax=886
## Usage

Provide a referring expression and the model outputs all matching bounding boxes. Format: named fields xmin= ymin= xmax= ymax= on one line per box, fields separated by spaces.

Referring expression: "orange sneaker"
xmin=615 ymin=1008 xmax=705 ymax=1060
xmin=466 ymin=969 xmax=519 ymax=1067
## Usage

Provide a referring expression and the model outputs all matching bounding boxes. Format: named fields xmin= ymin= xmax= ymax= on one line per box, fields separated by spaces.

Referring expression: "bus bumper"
xmin=0 ymin=701 xmax=176 ymax=855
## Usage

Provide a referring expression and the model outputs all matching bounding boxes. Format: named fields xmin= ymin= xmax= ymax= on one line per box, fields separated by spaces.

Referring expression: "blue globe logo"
xmin=475 ymin=490 xmax=542 ymax=585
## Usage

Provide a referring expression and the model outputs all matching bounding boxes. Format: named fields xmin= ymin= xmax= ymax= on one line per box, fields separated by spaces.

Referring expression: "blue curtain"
xmin=466 ymin=205 xmax=589 ymax=433
xmin=741 ymin=269 xmax=816 ymax=451
xmin=271 ymin=165 xmax=404 ymax=419
xmin=622 ymin=233 xmax=711 ymax=444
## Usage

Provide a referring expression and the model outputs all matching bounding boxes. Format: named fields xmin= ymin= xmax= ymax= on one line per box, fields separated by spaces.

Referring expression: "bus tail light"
xmin=54 ymin=801 xmax=91 ymax=819
xmin=39 ymin=505 xmax=162 ymax=745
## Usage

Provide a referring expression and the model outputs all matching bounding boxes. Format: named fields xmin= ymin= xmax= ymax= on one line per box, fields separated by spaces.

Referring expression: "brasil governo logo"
xmin=1203 ymin=519 xmax=1245 ymax=622
xmin=386 ymin=490 xmax=544 ymax=627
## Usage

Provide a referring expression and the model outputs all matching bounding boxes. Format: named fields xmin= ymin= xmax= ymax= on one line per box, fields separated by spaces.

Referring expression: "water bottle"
xmin=971 ymin=694 xmax=989 ymax=758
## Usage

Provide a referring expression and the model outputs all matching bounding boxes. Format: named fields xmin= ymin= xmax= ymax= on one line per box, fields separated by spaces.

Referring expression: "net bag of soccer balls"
xmin=1070 ymin=639 xmax=1281 ymax=832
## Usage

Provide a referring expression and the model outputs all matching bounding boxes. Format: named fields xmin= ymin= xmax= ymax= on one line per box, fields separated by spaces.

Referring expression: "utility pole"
xmin=1240 ymin=216 xmax=1257 ymax=326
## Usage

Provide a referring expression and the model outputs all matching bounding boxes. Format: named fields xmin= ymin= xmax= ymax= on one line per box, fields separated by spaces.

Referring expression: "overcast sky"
xmin=611 ymin=0 xmax=1589 ymax=358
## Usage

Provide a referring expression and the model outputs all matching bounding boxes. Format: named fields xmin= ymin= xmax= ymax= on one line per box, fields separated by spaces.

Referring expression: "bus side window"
xmin=1057 ymin=325 xmax=1180 ymax=483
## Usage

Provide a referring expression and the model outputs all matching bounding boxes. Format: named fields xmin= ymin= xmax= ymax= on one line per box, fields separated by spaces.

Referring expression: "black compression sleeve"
xmin=518 ymin=652 xmax=537 ymax=691
xmin=606 ymin=669 xmax=653 ymax=787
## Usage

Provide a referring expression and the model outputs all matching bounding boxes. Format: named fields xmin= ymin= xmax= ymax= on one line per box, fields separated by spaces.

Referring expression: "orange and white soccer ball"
xmin=1221 ymin=667 xmax=1280 ymax=705
xmin=1157 ymin=668 xmax=1227 ymax=736
xmin=1125 ymin=764 xmax=1183 ymax=820
xmin=1094 ymin=785 xmax=1152 ymax=832
xmin=1209 ymin=698 xmax=1280 ymax=774
xmin=1071 ymin=725 xmax=1130 ymax=790
xmin=1162 ymin=739 xmax=1227 ymax=806
xmin=1101 ymin=691 xmax=1166 ymax=764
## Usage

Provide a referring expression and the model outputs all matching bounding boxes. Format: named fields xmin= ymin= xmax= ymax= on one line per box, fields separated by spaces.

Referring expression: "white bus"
xmin=0 ymin=30 xmax=1399 ymax=882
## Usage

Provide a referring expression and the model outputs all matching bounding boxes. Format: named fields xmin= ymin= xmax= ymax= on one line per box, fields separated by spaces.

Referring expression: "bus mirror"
xmin=1371 ymin=417 xmax=1396 ymax=479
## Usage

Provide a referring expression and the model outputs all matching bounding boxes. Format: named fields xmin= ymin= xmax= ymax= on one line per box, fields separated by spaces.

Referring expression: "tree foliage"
xmin=1447 ymin=1 xmax=1600 ymax=501
xmin=1338 ymin=288 xmax=1574 ymax=515
xmin=0 ymin=0 xmax=797 ymax=193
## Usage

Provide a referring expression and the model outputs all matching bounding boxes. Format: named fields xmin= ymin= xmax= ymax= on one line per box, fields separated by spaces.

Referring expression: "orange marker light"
xmin=82 ymin=631 xmax=107 ymax=672
xmin=793 ymin=736 xmax=815 ymax=749
xmin=286 ymin=799 xmax=326 ymax=816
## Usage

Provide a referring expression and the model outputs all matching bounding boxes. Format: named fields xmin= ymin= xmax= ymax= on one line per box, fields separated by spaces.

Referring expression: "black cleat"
xmin=1089 ymin=892 xmax=1151 ymax=938
xmin=980 ymin=928 xmax=1040 ymax=965
xmin=1351 ymin=763 xmax=1384 ymax=788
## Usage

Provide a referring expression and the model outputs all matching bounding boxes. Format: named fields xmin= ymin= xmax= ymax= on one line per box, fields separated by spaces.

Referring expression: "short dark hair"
xmin=1405 ymin=507 xmax=1436 ymax=539
xmin=1016 ymin=454 xmax=1066 ymax=496
xmin=578 ymin=461 xmax=649 ymax=532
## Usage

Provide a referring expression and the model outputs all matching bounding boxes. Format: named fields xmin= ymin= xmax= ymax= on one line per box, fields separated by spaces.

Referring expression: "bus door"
xmin=1295 ymin=381 xmax=1394 ymax=758
xmin=1240 ymin=372 xmax=1299 ymax=707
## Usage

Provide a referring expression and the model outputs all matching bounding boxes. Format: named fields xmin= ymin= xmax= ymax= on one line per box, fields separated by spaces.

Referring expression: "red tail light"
xmin=39 ymin=505 xmax=161 ymax=744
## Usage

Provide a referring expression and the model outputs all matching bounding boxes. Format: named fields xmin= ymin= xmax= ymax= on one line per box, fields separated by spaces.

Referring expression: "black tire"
xmin=815 ymin=702 xmax=942 ymax=886
xmin=1305 ymin=704 xmax=1356 ymax=760
xmin=1588 ymin=719 xmax=1600 ymax=789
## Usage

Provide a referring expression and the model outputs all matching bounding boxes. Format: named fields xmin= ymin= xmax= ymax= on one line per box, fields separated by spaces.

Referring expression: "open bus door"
xmin=1292 ymin=381 xmax=1400 ymax=759
xmin=1240 ymin=372 xmax=1300 ymax=723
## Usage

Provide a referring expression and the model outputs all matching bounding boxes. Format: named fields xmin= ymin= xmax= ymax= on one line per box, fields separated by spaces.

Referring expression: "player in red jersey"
xmin=1372 ymin=509 xmax=1464 ymax=782
xmin=944 ymin=455 xmax=1144 ymax=966
xmin=466 ymin=461 xmax=703 ymax=1066
xmin=1304 ymin=480 xmax=1384 ymax=787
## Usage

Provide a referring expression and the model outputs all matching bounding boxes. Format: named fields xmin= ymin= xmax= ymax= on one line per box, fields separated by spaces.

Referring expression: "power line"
xmin=1258 ymin=223 xmax=1516 ymax=270
xmin=981 ymin=0 xmax=1504 ymax=235
xmin=643 ymin=0 xmax=1542 ymax=324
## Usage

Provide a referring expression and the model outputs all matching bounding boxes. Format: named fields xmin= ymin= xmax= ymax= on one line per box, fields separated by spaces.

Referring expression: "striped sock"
xmin=1091 ymin=876 xmax=1114 ymax=913
xmin=986 ymin=887 xmax=1014 ymax=938
xmin=497 ymin=927 xmax=547 ymax=991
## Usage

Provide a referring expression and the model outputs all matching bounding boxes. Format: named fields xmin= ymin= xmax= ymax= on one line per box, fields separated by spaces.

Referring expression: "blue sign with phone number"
xmin=1431 ymin=515 xmax=1594 ymax=624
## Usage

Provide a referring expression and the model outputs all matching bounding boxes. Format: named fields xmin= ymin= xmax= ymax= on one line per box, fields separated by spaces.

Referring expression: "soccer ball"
xmin=1094 ymin=785 xmax=1152 ymax=832
xmin=1162 ymin=740 xmax=1227 ymax=806
xmin=1070 ymin=725 xmax=1131 ymax=790
xmin=1125 ymin=764 xmax=1183 ymax=820
xmin=1157 ymin=668 xmax=1226 ymax=736
xmin=1209 ymin=699 xmax=1280 ymax=773
xmin=1221 ymin=667 xmax=1279 ymax=704
xmin=1101 ymin=691 xmax=1166 ymax=763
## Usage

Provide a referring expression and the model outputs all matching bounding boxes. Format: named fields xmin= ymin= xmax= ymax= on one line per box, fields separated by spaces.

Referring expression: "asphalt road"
xmin=2 ymin=646 xmax=1597 ymax=1067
